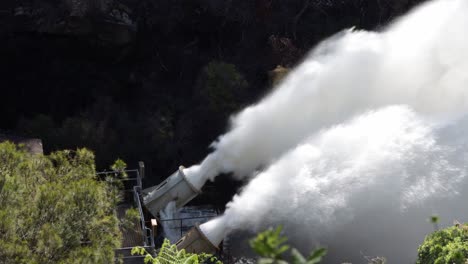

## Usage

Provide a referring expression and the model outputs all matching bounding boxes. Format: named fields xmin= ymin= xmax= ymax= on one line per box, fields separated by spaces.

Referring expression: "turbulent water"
xmin=186 ymin=0 xmax=468 ymax=262
xmin=159 ymin=201 xmax=181 ymax=243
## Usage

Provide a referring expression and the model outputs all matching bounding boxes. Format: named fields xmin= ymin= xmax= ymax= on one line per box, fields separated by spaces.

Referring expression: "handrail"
xmin=159 ymin=216 xmax=218 ymax=222
xmin=96 ymin=169 xmax=139 ymax=175
xmin=133 ymin=186 xmax=155 ymax=247
xmin=98 ymin=166 xmax=154 ymax=247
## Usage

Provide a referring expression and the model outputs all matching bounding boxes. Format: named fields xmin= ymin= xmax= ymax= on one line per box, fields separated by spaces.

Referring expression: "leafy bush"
xmin=0 ymin=142 xmax=121 ymax=263
xmin=417 ymin=224 xmax=468 ymax=264
xmin=250 ymin=226 xmax=327 ymax=264
xmin=133 ymin=226 xmax=326 ymax=264
xmin=121 ymin=207 xmax=141 ymax=231
xmin=197 ymin=61 xmax=248 ymax=115
xmin=132 ymin=239 xmax=221 ymax=264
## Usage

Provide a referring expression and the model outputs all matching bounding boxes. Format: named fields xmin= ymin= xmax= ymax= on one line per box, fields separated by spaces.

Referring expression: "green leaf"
xmin=132 ymin=238 xmax=221 ymax=264
xmin=291 ymin=248 xmax=306 ymax=264
xmin=250 ymin=225 xmax=291 ymax=260
xmin=307 ymin=248 xmax=327 ymax=264
xmin=250 ymin=226 xmax=327 ymax=264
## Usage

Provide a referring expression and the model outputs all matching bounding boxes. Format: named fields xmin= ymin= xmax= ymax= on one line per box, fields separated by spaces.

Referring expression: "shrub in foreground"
xmin=417 ymin=224 xmax=468 ymax=264
xmin=0 ymin=142 xmax=121 ymax=264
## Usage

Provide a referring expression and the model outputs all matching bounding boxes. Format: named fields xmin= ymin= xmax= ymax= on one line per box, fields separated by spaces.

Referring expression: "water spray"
xmin=146 ymin=0 xmax=468 ymax=261
xmin=179 ymin=0 xmax=468 ymax=262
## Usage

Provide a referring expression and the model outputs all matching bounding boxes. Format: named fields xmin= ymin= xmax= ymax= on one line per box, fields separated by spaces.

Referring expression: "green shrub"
xmin=250 ymin=226 xmax=327 ymax=264
xmin=121 ymin=207 xmax=141 ymax=231
xmin=0 ymin=142 xmax=121 ymax=263
xmin=132 ymin=239 xmax=221 ymax=264
xmin=197 ymin=61 xmax=248 ymax=114
xmin=417 ymin=224 xmax=468 ymax=264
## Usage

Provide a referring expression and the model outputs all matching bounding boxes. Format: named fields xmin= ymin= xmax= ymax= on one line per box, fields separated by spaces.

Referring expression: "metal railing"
xmin=159 ymin=215 xmax=218 ymax=240
xmin=133 ymin=185 xmax=155 ymax=247
xmin=98 ymin=163 xmax=155 ymax=250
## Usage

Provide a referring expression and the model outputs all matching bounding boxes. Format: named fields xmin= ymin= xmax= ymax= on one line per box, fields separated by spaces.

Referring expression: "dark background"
xmin=0 ymin=0 xmax=427 ymax=206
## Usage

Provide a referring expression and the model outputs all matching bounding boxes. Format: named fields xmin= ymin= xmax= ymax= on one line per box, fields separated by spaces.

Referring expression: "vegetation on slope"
xmin=0 ymin=142 xmax=121 ymax=264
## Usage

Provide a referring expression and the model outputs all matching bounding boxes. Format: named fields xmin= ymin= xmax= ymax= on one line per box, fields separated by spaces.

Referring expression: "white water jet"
xmin=159 ymin=201 xmax=181 ymax=243
xmin=184 ymin=0 xmax=468 ymax=187
xmin=204 ymin=106 xmax=468 ymax=262
xmin=222 ymin=105 xmax=466 ymax=228
xmin=181 ymin=0 xmax=468 ymax=262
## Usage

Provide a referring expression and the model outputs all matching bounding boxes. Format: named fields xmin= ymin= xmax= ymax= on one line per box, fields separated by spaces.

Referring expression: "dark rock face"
xmin=2 ymin=0 xmax=135 ymax=45
xmin=0 ymin=0 xmax=427 ymax=194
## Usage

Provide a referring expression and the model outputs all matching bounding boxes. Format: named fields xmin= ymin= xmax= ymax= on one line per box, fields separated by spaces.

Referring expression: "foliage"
xmin=250 ymin=226 xmax=290 ymax=262
xmin=250 ymin=226 xmax=327 ymax=264
xmin=0 ymin=142 xmax=121 ymax=264
xmin=132 ymin=226 xmax=326 ymax=264
xmin=430 ymin=215 xmax=440 ymax=231
xmin=16 ymin=96 xmax=179 ymax=186
xmin=111 ymin=158 xmax=128 ymax=178
xmin=431 ymin=215 xmax=440 ymax=223
xmin=121 ymin=207 xmax=141 ymax=231
xmin=197 ymin=61 xmax=248 ymax=115
xmin=132 ymin=239 xmax=221 ymax=264
xmin=417 ymin=224 xmax=468 ymax=264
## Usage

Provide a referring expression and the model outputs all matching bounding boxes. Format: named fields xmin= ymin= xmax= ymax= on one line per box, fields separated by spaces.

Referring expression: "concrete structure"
xmin=159 ymin=205 xmax=219 ymax=243
xmin=175 ymin=224 xmax=219 ymax=254
xmin=143 ymin=166 xmax=201 ymax=216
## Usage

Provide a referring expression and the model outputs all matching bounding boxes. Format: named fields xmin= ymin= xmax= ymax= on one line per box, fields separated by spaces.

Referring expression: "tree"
xmin=0 ymin=142 xmax=121 ymax=264
xmin=417 ymin=223 xmax=468 ymax=264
